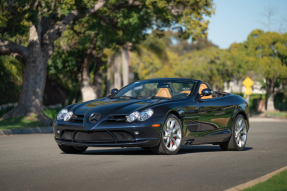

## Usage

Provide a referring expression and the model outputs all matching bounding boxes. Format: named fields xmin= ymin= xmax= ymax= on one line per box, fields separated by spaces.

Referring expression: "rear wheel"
xmin=220 ymin=114 xmax=248 ymax=151
xmin=150 ymin=114 xmax=183 ymax=155
xmin=58 ymin=144 xmax=88 ymax=154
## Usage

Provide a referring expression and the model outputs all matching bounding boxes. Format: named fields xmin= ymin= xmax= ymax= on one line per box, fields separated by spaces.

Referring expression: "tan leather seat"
xmin=199 ymin=84 xmax=212 ymax=99
xmin=156 ymin=88 xmax=171 ymax=98
xmin=180 ymin=90 xmax=191 ymax=95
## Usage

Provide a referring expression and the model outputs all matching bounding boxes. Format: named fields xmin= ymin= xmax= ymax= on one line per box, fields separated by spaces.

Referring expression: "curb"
xmin=224 ymin=166 xmax=287 ymax=191
xmin=0 ymin=126 xmax=53 ymax=135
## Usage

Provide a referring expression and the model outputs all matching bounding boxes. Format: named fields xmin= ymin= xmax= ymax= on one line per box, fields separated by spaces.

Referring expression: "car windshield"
xmin=112 ymin=80 xmax=195 ymax=99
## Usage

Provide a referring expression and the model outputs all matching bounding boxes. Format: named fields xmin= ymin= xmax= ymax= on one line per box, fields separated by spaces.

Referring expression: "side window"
xmin=172 ymin=82 xmax=193 ymax=95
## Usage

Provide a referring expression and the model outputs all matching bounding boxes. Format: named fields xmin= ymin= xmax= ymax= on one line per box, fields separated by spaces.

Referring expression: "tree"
xmin=244 ymin=29 xmax=287 ymax=111
xmin=132 ymin=30 xmax=227 ymax=88
xmin=172 ymin=47 xmax=231 ymax=91
xmin=0 ymin=0 xmax=108 ymax=124
xmin=0 ymin=0 xmax=214 ymax=124
xmin=131 ymin=33 xmax=169 ymax=80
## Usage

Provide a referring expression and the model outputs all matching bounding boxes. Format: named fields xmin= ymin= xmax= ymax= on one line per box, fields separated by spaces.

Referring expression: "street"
xmin=0 ymin=120 xmax=286 ymax=191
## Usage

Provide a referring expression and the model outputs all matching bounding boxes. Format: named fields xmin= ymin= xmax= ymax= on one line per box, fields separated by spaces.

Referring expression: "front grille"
xmin=59 ymin=130 xmax=135 ymax=143
xmin=74 ymin=131 xmax=114 ymax=142
xmin=105 ymin=115 xmax=127 ymax=123
xmin=70 ymin=115 xmax=84 ymax=123
xmin=111 ymin=131 xmax=135 ymax=141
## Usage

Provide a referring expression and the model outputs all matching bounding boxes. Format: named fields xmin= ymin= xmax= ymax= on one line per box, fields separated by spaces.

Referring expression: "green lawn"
xmin=0 ymin=114 xmax=45 ymax=130
xmin=244 ymin=170 xmax=287 ymax=191
xmin=0 ymin=108 xmax=61 ymax=130
xmin=44 ymin=108 xmax=62 ymax=120
xmin=265 ymin=111 xmax=287 ymax=119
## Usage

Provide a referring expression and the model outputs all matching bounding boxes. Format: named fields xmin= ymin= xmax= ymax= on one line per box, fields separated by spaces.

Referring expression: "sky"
xmin=206 ymin=0 xmax=287 ymax=49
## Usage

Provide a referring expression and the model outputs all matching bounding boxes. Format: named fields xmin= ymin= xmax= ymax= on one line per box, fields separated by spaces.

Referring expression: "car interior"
xmin=155 ymin=82 xmax=229 ymax=99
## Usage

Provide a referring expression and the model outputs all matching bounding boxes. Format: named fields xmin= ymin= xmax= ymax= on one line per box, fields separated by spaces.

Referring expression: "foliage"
xmin=177 ymin=47 xmax=231 ymax=91
xmin=245 ymin=30 xmax=287 ymax=82
xmin=0 ymin=105 xmax=14 ymax=118
xmin=132 ymin=29 xmax=287 ymax=112
xmin=132 ymin=34 xmax=231 ymax=91
xmin=47 ymin=44 xmax=83 ymax=103
xmin=131 ymin=34 xmax=169 ymax=80
xmin=46 ymin=0 xmax=215 ymax=100
xmin=238 ymin=30 xmax=287 ymax=111
xmin=0 ymin=56 xmax=23 ymax=105
xmin=160 ymin=30 xmax=218 ymax=55
xmin=44 ymin=108 xmax=62 ymax=120
xmin=274 ymin=92 xmax=287 ymax=111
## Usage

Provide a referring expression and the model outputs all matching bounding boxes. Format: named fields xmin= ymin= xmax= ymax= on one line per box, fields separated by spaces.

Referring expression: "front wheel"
xmin=58 ymin=144 xmax=88 ymax=154
xmin=220 ymin=114 xmax=248 ymax=151
xmin=150 ymin=114 xmax=183 ymax=155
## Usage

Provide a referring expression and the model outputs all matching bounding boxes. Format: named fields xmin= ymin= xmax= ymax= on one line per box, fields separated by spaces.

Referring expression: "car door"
xmin=196 ymin=97 xmax=234 ymax=144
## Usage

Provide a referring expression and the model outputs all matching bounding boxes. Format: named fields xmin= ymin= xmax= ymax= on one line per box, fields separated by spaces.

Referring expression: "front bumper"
xmin=53 ymin=116 xmax=163 ymax=147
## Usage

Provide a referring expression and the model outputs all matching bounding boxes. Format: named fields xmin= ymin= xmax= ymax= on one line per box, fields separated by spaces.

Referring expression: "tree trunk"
xmin=267 ymin=92 xmax=276 ymax=111
xmin=1 ymin=24 xmax=52 ymax=125
xmin=114 ymin=52 xmax=122 ymax=89
xmin=79 ymin=35 xmax=97 ymax=102
xmin=128 ymin=45 xmax=134 ymax=83
xmin=122 ymin=45 xmax=129 ymax=86
xmin=106 ymin=55 xmax=114 ymax=96
xmin=266 ymin=79 xmax=276 ymax=112
xmin=94 ymin=53 xmax=104 ymax=98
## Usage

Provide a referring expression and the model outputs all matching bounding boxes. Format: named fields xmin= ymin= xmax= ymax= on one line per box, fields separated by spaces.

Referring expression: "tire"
xmin=58 ymin=144 xmax=88 ymax=154
xmin=220 ymin=114 xmax=248 ymax=151
xmin=150 ymin=114 xmax=183 ymax=155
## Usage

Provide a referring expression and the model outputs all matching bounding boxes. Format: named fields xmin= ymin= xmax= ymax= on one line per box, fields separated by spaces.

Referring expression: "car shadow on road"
xmin=62 ymin=145 xmax=253 ymax=155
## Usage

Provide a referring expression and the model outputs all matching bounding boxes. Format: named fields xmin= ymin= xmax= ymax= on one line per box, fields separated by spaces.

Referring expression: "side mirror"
xmin=110 ymin=88 xmax=119 ymax=95
xmin=201 ymin=88 xmax=213 ymax=96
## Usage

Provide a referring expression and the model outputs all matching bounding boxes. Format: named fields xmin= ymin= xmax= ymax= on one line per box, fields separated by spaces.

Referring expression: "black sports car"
xmin=54 ymin=78 xmax=249 ymax=155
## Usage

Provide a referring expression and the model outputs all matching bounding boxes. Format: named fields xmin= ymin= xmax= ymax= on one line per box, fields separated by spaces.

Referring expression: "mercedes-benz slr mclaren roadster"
xmin=54 ymin=78 xmax=249 ymax=155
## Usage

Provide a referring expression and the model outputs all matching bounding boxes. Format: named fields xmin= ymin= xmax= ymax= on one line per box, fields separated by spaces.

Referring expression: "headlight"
xmin=126 ymin=109 xmax=154 ymax=122
xmin=126 ymin=111 xmax=140 ymax=122
xmin=57 ymin=109 xmax=68 ymax=120
xmin=64 ymin=111 xmax=73 ymax=121
xmin=138 ymin=109 xmax=154 ymax=121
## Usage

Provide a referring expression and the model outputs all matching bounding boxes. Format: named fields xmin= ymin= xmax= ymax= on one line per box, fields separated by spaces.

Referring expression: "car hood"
xmin=69 ymin=97 xmax=168 ymax=117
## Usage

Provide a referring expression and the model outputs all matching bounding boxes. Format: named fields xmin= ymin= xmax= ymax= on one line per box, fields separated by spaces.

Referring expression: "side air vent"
xmin=105 ymin=115 xmax=127 ymax=123
xmin=70 ymin=115 xmax=84 ymax=123
xmin=110 ymin=131 xmax=135 ymax=141
xmin=61 ymin=130 xmax=75 ymax=140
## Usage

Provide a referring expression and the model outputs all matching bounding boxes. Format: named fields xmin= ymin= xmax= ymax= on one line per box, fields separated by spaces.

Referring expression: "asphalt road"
xmin=1 ymin=120 xmax=287 ymax=191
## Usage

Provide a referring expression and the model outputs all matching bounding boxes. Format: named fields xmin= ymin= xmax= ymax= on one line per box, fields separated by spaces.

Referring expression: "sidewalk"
xmin=249 ymin=117 xmax=287 ymax=122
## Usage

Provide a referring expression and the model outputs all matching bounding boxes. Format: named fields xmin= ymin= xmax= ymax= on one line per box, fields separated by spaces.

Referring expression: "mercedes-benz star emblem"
xmin=89 ymin=113 xmax=101 ymax=123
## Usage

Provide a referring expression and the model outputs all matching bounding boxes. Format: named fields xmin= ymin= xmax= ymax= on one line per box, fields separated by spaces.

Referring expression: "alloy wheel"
xmin=235 ymin=116 xmax=247 ymax=147
xmin=163 ymin=117 xmax=182 ymax=151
